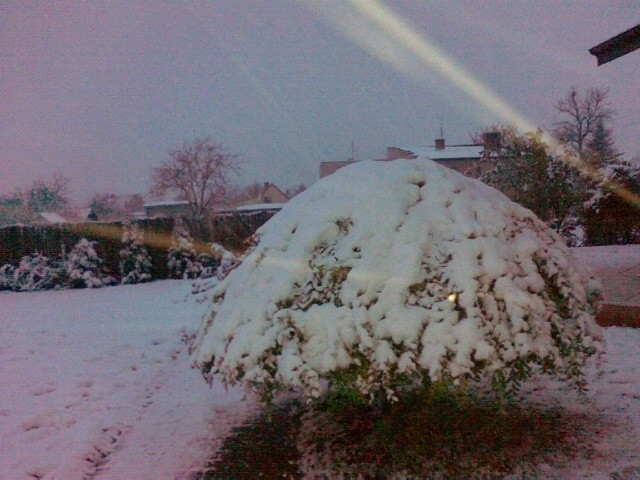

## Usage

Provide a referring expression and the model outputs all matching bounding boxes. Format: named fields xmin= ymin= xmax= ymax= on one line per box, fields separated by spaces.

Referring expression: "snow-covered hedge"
xmin=191 ymin=160 xmax=603 ymax=404
xmin=119 ymin=224 xmax=153 ymax=284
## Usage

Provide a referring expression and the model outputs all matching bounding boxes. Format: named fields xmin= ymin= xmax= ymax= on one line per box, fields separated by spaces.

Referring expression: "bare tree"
xmin=89 ymin=192 xmax=122 ymax=219
xmin=150 ymin=138 xmax=241 ymax=218
xmin=553 ymin=85 xmax=614 ymax=159
xmin=24 ymin=172 xmax=71 ymax=212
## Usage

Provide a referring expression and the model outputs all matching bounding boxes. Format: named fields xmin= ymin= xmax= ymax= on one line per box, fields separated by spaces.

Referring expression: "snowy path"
xmin=0 ymin=281 xmax=257 ymax=480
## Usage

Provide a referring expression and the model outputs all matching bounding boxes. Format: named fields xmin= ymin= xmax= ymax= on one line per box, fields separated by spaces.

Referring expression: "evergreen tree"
xmin=585 ymin=118 xmax=621 ymax=169
xmin=167 ymin=222 xmax=203 ymax=279
xmin=62 ymin=239 xmax=114 ymax=288
xmin=119 ymin=224 xmax=153 ymax=284
xmin=480 ymin=127 xmax=586 ymax=241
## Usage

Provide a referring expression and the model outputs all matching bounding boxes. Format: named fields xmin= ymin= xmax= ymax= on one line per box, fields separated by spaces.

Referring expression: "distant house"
xmin=319 ymin=134 xmax=501 ymax=179
xmin=226 ymin=183 xmax=289 ymax=210
xmin=143 ymin=200 xmax=192 ymax=219
xmin=75 ymin=208 xmax=99 ymax=222
xmin=38 ymin=212 xmax=67 ymax=224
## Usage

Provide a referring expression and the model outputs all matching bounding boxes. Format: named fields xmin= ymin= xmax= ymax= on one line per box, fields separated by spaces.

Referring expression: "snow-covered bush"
xmin=210 ymin=243 xmax=239 ymax=280
xmin=192 ymin=159 xmax=603 ymax=405
xmin=0 ymin=264 xmax=15 ymax=290
xmin=10 ymin=253 xmax=62 ymax=291
xmin=167 ymin=223 xmax=203 ymax=279
xmin=119 ymin=223 xmax=153 ymax=284
xmin=62 ymin=238 xmax=114 ymax=288
xmin=190 ymin=243 xmax=237 ymax=301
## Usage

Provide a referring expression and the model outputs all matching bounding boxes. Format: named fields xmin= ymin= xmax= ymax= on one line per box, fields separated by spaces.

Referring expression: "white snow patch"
xmin=0 ymin=280 xmax=256 ymax=479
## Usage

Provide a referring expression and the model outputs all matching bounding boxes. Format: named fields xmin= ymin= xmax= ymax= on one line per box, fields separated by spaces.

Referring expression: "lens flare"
xmin=307 ymin=0 xmax=639 ymax=209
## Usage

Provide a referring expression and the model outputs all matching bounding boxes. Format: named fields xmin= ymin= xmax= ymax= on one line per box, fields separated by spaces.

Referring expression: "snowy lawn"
xmin=0 ymin=270 xmax=639 ymax=478
xmin=0 ymin=280 xmax=257 ymax=480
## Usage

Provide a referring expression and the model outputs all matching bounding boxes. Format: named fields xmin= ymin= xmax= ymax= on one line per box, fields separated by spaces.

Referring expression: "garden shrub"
xmin=191 ymin=160 xmax=603 ymax=405
xmin=167 ymin=222 xmax=203 ymax=279
xmin=119 ymin=223 xmax=153 ymax=284
xmin=61 ymin=238 xmax=115 ymax=288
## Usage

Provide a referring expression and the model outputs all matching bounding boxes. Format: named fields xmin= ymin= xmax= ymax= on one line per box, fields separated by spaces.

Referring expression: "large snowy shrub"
xmin=192 ymin=160 xmax=603 ymax=404
xmin=119 ymin=223 xmax=153 ymax=284
xmin=62 ymin=238 xmax=114 ymax=288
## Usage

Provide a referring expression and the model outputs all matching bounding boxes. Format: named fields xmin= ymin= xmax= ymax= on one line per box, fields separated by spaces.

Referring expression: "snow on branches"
xmin=119 ymin=223 xmax=153 ymax=284
xmin=191 ymin=160 xmax=603 ymax=404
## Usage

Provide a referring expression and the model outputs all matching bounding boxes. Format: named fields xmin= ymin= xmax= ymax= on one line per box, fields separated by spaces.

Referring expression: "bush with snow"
xmin=119 ymin=223 xmax=153 ymax=284
xmin=0 ymin=264 xmax=15 ymax=290
xmin=62 ymin=238 xmax=115 ymax=289
xmin=192 ymin=160 xmax=603 ymax=404
xmin=7 ymin=253 xmax=63 ymax=291
xmin=190 ymin=244 xmax=237 ymax=301
xmin=167 ymin=223 xmax=203 ymax=279
xmin=210 ymin=243 xmax=239 ymax=280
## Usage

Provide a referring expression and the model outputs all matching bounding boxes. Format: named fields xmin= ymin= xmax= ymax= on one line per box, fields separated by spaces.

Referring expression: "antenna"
xmin=439 ymin=116 xmax=444 ymax=139
xmin=351 ymin=140 xmax=356 ymax=161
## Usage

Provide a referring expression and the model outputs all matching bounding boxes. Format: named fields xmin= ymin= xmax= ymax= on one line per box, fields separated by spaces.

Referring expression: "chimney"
xmin=435 ymin=138 xmax=445 ymax=150
xmin=263 ymin=182 xmax=270 ymax=192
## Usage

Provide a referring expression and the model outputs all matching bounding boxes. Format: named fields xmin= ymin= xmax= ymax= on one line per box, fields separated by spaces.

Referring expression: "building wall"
xmin=261 ymin=184 xmax=288 ymax=204
xmin=319 ymin=160 xmax=355 ymax=179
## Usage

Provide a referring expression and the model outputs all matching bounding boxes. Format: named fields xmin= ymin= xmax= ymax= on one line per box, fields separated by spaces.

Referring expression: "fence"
xmin=0 ymin=210 xmax=279 ymax=279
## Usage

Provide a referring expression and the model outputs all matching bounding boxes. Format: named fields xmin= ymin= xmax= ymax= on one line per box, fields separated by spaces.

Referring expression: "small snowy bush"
xmin=210 ymin=243 xmax=239 ymax=280
xmin=190 ymin=244 xmax=237 ymax=301
xmin=62 ymin=238 xmax=114 ymax=289
xmin=119 ymin=224 xmax=153 ymax=284
xmin=10 ymin=253 xmax=62 ymax=291
xmin=0 ymin=264 xmax=15 ymax=290
xmin=191 ymin=160 xmax=603 ymax=405
xmin=167 ymin=223 xmax=203 ymax=279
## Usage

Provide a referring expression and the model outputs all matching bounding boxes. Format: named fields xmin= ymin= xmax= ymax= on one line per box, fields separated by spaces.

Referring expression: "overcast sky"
xmin=1 ymin=1 xmax=639 ymax=205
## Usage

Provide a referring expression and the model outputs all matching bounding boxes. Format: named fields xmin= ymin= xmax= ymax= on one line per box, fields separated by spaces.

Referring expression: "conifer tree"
xmin=119 ymin=224 xmax=153 ymax=284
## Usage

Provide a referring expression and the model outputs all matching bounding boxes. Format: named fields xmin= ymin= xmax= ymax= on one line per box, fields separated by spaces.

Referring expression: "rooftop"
xmin=394 ymin=144 xmax=484 ymax=160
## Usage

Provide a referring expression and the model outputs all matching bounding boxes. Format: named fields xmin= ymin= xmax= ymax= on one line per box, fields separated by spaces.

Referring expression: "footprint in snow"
xmin=31 ymin=387 xmax=56 ymax=397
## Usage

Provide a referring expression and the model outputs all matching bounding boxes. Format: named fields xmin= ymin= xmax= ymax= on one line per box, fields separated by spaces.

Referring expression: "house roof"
xmin=235 ymin=203 xmax=285 ymax=212
xmin=143 ymin=200 xmax=190 ymax=208
xmin=394 ymin=145 xmax=484 ymax=160
xmin=589 ymin=23 xmax=640 ymax=66
xmin=39 ymin=212 xmax=66 ymax=223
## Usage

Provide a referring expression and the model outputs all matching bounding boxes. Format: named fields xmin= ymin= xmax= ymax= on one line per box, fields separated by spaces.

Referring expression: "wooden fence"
xmin=0 ymin=210 xmax=279 ymax=279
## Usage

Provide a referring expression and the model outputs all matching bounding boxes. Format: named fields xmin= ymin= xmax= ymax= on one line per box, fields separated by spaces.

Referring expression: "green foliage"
xmin=480 ymin=126 xmax=586 ymax=236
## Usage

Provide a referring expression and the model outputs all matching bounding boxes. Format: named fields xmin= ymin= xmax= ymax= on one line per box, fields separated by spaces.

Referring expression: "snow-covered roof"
xmin=143 ymin=200 xmax=190 ymax=208
xmin=235 ymin=203 xmax=285 ymax=212
xmin=396 ymin=145 xmax=484 ymax=160
xmin=39 ymin=212 xmax=66 ymax=223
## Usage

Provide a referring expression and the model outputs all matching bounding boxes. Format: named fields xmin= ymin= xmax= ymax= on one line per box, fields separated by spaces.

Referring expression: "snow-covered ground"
xmin=0 ymin=280 xmax=257 ymax=480
xmin=1 ymin=249 xmax=640 ymax=479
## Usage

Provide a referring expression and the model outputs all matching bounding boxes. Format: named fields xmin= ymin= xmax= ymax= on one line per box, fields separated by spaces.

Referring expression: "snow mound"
xmin=192 ymin=159 xmax=603 ymax=402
